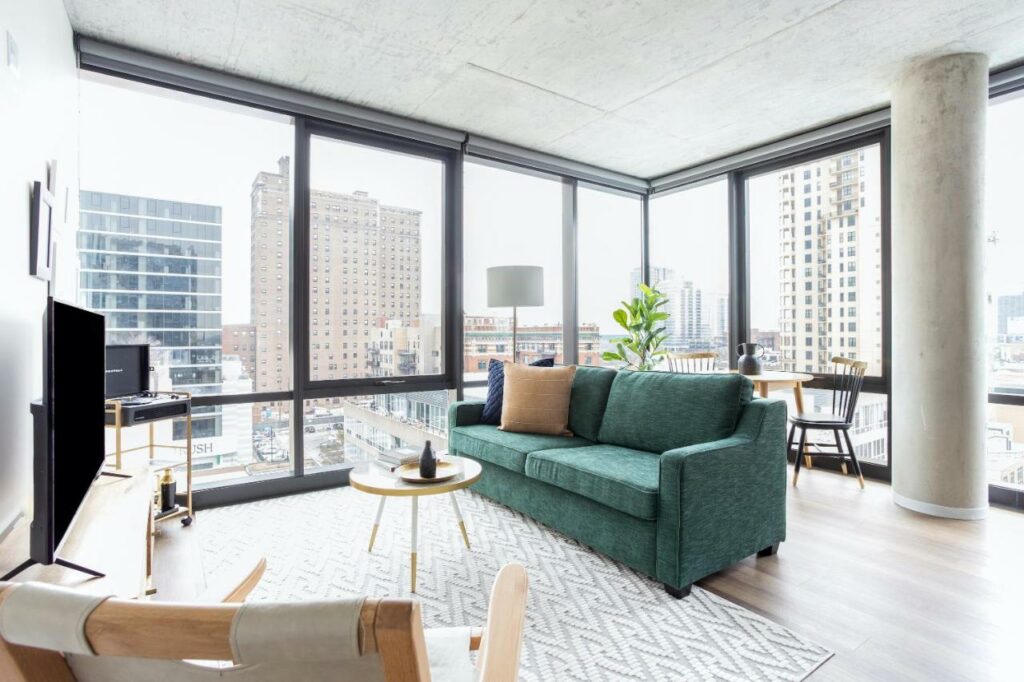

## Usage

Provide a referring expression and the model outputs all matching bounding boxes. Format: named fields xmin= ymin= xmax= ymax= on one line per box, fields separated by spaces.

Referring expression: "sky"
xmin=985 ymin=94 xmax=1024 ymax=300
xmin=76 ymin=71 xmax=1024 ymax=342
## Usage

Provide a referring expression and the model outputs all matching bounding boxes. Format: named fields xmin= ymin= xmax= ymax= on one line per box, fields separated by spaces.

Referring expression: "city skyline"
xmin=66 ymin=69 xmax=1024 ymax=492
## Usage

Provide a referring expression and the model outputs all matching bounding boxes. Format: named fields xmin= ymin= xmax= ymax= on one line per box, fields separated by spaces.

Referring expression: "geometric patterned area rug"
xmin=197 ymin=486 xmax=832 ymax=681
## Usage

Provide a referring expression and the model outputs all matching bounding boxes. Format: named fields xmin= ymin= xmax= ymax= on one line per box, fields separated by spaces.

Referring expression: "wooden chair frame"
xmin=788 ymin=356 xmax=869 ymax=489
xmin=667 ymin=351 xmax=718 ymax=374
xmin=0 ymin=562 xmax=528 ymax=682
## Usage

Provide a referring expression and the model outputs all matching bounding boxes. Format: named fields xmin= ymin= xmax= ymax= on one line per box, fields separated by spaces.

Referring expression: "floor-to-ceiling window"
xmin=985 ymin=91 xmax=1024 ymax=496
xmin=746 ymin=141 xmax=889 ymax=468
xmin=74 ymin=72 xmax=457 ymax=495
xmin=462 ymin=161 xmax=563 ymax=387
xmin=74 ymin=72 xmax=297 ymax=485
xmin=306 ymin=136 xmax=444 ymax=383
xmin=648 ymin=178 xmax=731 ymax=366
xmin=302 ymin=128 xmax=452 ymax=472
xmin=576 ymin=185 xmax=642 ymax=367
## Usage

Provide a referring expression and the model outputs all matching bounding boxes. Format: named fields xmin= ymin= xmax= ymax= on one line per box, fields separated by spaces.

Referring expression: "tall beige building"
xmin=776 ymin=148 xmax=882 ymax=375
xmin=250 ymin=157 xmax=425 ymax=393
xmin=251 ymin=158 xmax=291 ymax=393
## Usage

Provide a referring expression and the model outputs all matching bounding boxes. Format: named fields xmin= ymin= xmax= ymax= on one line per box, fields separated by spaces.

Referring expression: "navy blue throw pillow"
xmin=480 ymin=357 xmax=555 ymax=425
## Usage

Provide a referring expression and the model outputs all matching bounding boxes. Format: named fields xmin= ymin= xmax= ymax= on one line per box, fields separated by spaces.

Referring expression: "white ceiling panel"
xmin=63 ymin=0 xmax=1024 ymax=177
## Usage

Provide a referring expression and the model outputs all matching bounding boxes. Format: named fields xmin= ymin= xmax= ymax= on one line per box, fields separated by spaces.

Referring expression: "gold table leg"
xmin=410 ymin=496 xmax=418 ymax=593
xmin=450 ymin=492 xmax=470 ymax=549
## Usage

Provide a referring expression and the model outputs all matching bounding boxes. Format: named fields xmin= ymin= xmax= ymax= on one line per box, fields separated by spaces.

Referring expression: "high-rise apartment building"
xmin=775 ymin=148 xmax=882 ymax=374
xmin=637 ymin=266 xmax=728 ymax=354
xmin=222 ymin=323 xmax=257 ymax=380
xmin=997 ymin=292 xmax=1024 ymax=339
xmin=249 ymin=157 xmax=427 ymax=391
xmin=250 ymin=158 xmax=292 ymax=394
xmin=78 ymin=190 xmax=223 ymax=439
xmin=630 ymin=266 xmax=674 ymax=297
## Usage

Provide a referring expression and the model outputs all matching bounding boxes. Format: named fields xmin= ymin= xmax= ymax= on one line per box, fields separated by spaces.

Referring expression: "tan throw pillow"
xmin=498 ymin=362 xmax=577 ymax=436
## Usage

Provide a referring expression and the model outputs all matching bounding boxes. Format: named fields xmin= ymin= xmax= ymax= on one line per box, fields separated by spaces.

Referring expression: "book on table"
xmin=376 ymin=446 xmax=420 ymax=469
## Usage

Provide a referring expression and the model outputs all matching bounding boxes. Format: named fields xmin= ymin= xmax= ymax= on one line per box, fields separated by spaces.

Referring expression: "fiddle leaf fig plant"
xmin=601 ymin=284 xmax=670 ymax=371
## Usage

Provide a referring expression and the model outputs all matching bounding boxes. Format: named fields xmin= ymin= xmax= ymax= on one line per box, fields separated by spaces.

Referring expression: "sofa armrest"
xmin=656 ymin=398 xmax=788 ymax=589
xmin=448 ymin=400 xmax=486 ymax=430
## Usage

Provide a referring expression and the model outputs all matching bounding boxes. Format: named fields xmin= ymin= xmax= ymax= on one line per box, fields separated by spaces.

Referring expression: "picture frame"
xmin=29 ymin=180 xmax=56 ymax=281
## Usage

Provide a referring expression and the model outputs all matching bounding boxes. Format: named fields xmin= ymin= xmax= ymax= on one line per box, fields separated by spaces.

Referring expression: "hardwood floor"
xmin=153 ymin=468 xmax=1023 ymax=681
xmin=701 ymin=471 xmax=1022 ymax=681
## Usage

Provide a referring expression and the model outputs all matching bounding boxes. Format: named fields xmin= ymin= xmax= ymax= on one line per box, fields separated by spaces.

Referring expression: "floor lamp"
xmin=487 ymin=265 xmax=544 ymax=363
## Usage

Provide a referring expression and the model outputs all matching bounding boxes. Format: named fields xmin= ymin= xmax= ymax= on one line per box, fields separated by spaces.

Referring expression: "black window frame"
xmin=653 ymin=129 xmax=893 ymax=481
xmin=75 ymin=43 xmax=1024 ymax=510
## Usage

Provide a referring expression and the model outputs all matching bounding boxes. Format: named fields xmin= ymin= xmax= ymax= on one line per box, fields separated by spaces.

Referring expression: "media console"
xmin=105 ymin=391 xmax=190 ymax=426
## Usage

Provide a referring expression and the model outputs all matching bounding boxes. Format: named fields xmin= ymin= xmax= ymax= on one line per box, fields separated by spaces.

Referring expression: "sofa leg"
xmin=664 ymin=583 xmax=691 ymax=599
xmin=757 ymin=542 xmax=780 ymax=558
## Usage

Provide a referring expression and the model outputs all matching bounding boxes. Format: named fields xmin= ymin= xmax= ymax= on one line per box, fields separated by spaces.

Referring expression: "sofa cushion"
xmin=480 ymin=357 xmax=554 ymax=425
xmin=450 ymin=424 xmax=592 ymax=474
xmin=597 ymin=371 xmax=753 ymax=453
xmin=568 ymin=365 xmax=617 ymax=442
xmin=499 ymin=363 xmax=577 ymax=436
xmin=525 ymin=445 xmax=661 ymax=520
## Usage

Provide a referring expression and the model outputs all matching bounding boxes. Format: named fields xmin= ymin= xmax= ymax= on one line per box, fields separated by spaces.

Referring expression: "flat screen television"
xmin=30 ymin=297 xmax=106 ymax=567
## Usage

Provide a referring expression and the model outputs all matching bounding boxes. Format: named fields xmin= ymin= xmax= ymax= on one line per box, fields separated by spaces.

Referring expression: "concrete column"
xmin=891 ymin=53 xmax=989 ymax=519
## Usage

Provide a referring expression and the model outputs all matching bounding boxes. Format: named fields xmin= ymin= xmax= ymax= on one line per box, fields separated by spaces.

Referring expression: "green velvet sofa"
xmin=447 ymin=367 xmax=788 ymax=598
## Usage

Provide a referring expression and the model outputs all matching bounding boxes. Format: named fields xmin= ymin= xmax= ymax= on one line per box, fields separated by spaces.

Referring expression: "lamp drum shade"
xmin=487 ymin=266 xmax=544 ymax=307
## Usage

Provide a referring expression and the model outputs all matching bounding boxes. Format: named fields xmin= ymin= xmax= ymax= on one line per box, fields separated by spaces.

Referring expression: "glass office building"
xmin=77 ymin=190 xmax=223 ymax=440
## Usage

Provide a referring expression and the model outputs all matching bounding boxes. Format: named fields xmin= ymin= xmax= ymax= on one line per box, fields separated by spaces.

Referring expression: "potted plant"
xmin=602 ymin=284 xmax=670 ymax=371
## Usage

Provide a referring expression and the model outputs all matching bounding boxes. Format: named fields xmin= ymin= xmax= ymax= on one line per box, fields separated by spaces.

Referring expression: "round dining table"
xmin=727 ymin=370 xmax=816 ymax=467
xmin=742 ymin=370 xmax=815 ymax=412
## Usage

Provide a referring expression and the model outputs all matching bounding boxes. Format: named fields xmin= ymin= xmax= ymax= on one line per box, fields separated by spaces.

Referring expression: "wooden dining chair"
xmin=0 ymin=562 xmax=529 ymax=682
xmin=668 ymin=351 xmax=718 ymax=374
xmin=788 ymin=356 xmax=868 ymax=489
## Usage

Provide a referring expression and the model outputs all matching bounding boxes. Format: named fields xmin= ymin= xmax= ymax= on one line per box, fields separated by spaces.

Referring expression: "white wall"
xmin=0 ymin=0 xmax=78 ymax=532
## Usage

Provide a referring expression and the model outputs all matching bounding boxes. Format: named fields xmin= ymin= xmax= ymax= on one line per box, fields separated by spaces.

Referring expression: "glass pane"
xmin=748 ymin=144 xmax=884 ymax=376
xmin=307 ymin=136 xmax=445 ymax=382
xmin=75 ymin=73 xmax=295 ymax=481
xmin=463 ymin=386 xmax=488 ymax=401
xmin=577 ymin=186 xmax=642 ymax=368
xmin=986 ymin=94 xmax=1024 ymax=397
xmin=463 ymin=162 xmax=563 ymax=381
xmin=107 ymin=400 xmax=294 ymax=487
xmin=75 ymin=74 xmax=294 ymax=400
xmin=649 ymin=178 xmax=731 ymax=366
xmin=303 ymin=391 xmax=452 ymax=473
xmin=987 ymin=403 xmax=1024 ymax=492
xmin=767 ymin=388 xmax=888 ymax=467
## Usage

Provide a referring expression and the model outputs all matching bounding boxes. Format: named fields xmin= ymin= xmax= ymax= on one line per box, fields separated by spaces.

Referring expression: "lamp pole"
xmin=512 ymin=305 xmax=518 ymax=364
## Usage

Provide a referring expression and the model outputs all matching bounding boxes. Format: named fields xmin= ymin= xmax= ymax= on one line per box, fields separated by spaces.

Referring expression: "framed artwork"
xmin=30 ymin=180 xmax=55 ymax=281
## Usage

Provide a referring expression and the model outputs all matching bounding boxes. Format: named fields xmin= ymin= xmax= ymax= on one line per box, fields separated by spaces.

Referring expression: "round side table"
xmin=349 ymin=455 xmax=482 ymax=593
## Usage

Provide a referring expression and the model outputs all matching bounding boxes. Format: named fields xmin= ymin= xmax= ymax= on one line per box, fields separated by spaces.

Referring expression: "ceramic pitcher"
xmin=736 ymin=343 xmax=764 ymax=376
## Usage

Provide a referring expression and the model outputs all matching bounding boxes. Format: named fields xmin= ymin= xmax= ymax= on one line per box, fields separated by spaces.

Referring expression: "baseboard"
xmin=0 ymin=509 xmax=23 ymax=544
xmin=892 ymin=491 xmax=988 ymax=520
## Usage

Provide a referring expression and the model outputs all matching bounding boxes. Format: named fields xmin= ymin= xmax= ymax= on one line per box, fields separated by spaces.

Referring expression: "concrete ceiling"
xmin=63 ymin=0 xmax=1024 ymax=178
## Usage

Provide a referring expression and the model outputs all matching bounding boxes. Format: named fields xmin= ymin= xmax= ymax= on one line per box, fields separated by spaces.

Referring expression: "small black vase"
xmin=736 ymin=342 xmax=764 ymax=376
xmin=419 ymin=440 xmax=437 ymax=479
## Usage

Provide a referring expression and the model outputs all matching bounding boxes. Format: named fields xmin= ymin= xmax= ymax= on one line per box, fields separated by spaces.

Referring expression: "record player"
xmin=105 ymin=390 xmax=191 ymax=425
xmin=104 ymin=344 xmax=191 ymax=425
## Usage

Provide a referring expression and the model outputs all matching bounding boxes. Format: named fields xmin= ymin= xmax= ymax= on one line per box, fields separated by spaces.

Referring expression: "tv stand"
xmin=1 ymin=557 xmax=105 ymax=582
xmin=0 ymin=470 xmax=151 ymax=596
